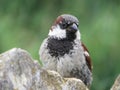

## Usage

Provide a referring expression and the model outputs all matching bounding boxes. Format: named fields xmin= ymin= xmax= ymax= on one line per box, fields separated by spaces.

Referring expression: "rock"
xmin=0 ymin=48 xmax=89 ymax=90
xmin=111 ymin=75 xmax=120 ymax=90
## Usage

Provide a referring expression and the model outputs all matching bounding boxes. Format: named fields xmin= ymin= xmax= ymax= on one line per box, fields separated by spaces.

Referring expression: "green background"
xmin=0 ymin=0 xmax=120 ymax=89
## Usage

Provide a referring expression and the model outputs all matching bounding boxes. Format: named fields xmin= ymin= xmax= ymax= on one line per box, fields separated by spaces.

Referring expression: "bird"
xmin=39 ymin=14 xmax=93 ymax=87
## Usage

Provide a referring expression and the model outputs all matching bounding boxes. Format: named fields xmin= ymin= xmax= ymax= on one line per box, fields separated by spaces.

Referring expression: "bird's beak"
xmin=68 ymin=23 xmax=78 ymax=32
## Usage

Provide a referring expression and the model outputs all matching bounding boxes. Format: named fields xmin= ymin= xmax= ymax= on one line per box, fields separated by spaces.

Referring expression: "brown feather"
xmin=81 ymin=43 xmax=92 ymax=71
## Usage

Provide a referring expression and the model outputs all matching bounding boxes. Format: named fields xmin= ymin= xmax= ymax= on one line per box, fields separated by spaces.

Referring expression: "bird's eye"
xmin=62 ymin=23 xmax=68 ymax=28
xmin=59 ymin=22 xmax=68 ymax=29
xmin=60 ymin=22 xmax=68 ymax=29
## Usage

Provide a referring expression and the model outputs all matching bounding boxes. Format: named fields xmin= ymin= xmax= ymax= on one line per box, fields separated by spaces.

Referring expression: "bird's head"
xmin=48 ymin=14 xmax=81 ymax=41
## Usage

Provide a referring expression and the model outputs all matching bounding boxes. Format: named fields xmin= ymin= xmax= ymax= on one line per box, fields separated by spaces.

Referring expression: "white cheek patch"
xmin=76 ymin=30 xmax=81 ymax=40
xmin=48 ymin=25 xmax=66 ymax=39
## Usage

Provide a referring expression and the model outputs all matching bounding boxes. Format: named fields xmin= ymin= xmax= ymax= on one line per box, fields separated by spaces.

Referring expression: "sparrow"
xmin=39 ymin=14 xmax=93 ymax=87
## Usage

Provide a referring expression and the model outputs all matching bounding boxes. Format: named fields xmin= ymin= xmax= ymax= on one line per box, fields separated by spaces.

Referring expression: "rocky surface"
xmin=0 ymin=48 xmax=89 ymax=90
xmin=111 ymin=75 xmax=120 ymax=90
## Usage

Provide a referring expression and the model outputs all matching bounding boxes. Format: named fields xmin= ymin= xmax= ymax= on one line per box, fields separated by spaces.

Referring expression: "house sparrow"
xmin=39 ymin=14 xmax=92 ymax=87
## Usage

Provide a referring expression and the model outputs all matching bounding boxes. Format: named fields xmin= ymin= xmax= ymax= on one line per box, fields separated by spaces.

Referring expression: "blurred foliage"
xmin=0 ymin=0 xmax=120 ymax=89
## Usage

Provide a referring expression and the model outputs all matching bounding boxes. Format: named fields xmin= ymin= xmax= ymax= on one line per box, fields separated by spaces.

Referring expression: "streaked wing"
xmin=81 ymin=43 xmax=92 ymax=71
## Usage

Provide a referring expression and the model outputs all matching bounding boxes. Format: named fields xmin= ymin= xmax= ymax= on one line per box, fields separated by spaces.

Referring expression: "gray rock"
xmin=0 ymin=48 xmax=88 ymax=90
xmin=111 ymin=75 xmax=120 ymax=90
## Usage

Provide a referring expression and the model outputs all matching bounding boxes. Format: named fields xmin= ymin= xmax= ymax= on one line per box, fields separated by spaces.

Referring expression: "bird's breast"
xmin=47 ymin=38 xmax=74 ymax=57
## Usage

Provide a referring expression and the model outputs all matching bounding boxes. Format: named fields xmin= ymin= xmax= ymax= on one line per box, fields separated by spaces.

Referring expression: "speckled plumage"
xmin=39 ymin=14 xmax=92 ymax=87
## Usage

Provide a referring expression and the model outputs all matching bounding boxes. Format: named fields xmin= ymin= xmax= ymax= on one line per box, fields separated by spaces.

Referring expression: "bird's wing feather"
xmin=81 ymin=43 xmax=92 ymax=71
